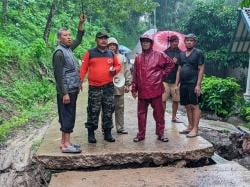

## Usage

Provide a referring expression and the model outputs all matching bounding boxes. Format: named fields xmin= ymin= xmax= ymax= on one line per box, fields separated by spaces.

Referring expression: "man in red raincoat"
xmin=131 ymin=34 xmax=174 ymax=142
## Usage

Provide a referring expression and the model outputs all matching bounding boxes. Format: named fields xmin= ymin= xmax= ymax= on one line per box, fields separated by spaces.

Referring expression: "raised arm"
xmin=71 ymin=14 xmax=86 ymax=50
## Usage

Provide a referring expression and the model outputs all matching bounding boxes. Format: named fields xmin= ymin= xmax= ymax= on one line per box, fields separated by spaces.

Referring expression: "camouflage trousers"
xmin=85 ymin=83 xmax=114 ymax=130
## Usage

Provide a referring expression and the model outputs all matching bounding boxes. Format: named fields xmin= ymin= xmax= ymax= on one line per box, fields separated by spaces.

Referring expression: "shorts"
xmin=162 ymin=82 xmax=180 ymax=102
xmin=180 ymin=84 xmax=201 ymax=106
xmin=57 ymin=92 xmax=78 ymax=133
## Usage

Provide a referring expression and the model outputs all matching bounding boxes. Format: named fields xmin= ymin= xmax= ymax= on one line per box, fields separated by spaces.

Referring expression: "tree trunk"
xmin=43 ymin=0 xmax=57 ymax=44
xmin=2 ymin=0 xmax=8 ymax=24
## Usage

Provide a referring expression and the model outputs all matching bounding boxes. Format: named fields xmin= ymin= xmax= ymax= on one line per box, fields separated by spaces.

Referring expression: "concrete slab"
xmin=49 ymin=162 xmax=250 ymax=187
xmin=34 ymin=84 xmax=214 ymax=170
xmin=175 ymin=105 xmax=244 ymax=134
xmin=176 ymin=113 xmax=241 ymax=133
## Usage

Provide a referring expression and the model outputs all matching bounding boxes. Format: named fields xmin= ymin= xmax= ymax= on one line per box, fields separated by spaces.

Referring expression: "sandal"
xmin=59 ymin=143 xmax=81 ymax=149
xmin=186 ymin=133 xmax=198 ymax=138
xmin=158 ymin=136 xmax=169 ymax=142
xmin=179 ymin=129 xmax=191 ymax=134
xmin=133 ymin=137 xmax=145 ymax=142
xmin=171 ymin=118 xmax=183 ymax=123
xmin=71 ymin=143 xmax=81 ymax=149
xmin=61 ymin=145 xmax=82 ymax=153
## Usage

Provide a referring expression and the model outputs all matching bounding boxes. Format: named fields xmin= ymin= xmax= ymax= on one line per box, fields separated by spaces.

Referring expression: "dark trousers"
xmin=85 ymin=83 xmax=114 ymax=130
xmin=57 ymin=92 xmax=78 ymax=133
xmin=137 ymin=96 xmax=165 ymax=139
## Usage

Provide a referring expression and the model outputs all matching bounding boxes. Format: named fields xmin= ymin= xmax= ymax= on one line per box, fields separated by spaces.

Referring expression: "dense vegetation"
xmin=155 ymin=0 xmax=250 ymax=125
xmin=0 ymin=0 xmax=157 ymax=141
xmin=0 ymin=0 xmax=249 ymax=141
xmin=201 ymin=76 xmax=241 ymax=117
xmin=240 ymin=0 xmax=250 ymax=7
xmin=155 ymin=0 xmax=248 ymax=69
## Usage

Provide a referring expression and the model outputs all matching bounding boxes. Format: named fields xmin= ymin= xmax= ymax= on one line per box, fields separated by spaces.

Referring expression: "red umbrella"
xmin=153 ymin=31 xmax=186 ymax=52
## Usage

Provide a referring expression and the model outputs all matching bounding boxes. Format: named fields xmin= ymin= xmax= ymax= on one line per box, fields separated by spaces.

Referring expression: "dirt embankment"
xmin=0 ymin=122 xmax=51 ymax=187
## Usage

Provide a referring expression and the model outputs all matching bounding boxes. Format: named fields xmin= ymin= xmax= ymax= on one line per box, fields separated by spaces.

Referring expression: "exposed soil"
xmin=0 ymin=116 xmax=54 ymax=187
xmin=199 ymin=126 xmax=250 ymax=169
xmin=177 ymin=105 xmax=250 ymax=169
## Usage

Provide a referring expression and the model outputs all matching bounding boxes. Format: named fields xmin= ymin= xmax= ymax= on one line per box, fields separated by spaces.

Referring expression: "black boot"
xmin=88 ymin=129 xmax=96 ymax=143
xmin=104 ymin=129 xmax=115 ymax=142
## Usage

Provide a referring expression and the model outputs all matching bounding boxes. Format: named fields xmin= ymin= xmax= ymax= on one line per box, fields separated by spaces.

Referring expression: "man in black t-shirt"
xmin=175 ymin=33 xmax=205 ymax=138
xmin=162 ymin=35 xmax=182 ymax=123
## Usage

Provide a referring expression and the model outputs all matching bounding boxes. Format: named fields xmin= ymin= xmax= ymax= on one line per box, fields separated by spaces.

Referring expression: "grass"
xmin=31 ymin=137 xmax=44 ymax=152
xmin=243 ymin=123 xmax=250 ymax=130
xmin=221 ymin=129 xmax=230 ymax=134
xmin=0 ymin=65 xmax=55 ymax=143
xmin=0 ymin=101 xmax=55 ymax=143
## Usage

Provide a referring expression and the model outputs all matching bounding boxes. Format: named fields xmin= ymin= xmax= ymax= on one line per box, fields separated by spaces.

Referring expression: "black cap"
xmin=96 ymin=31 xmax=109 ymax=38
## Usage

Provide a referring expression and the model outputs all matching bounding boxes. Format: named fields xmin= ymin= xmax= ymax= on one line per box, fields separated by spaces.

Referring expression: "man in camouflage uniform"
xmin=80 ymin=32 xmax=121 ymax=143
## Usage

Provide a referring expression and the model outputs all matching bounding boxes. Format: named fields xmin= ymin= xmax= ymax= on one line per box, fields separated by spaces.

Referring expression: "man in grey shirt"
xmin=52 ymin=14 xmax=85 ymax=153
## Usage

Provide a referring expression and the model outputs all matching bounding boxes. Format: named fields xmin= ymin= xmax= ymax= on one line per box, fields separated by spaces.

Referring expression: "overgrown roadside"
xmin=0 ymin=67 xmax=55 ymax=186
xmin=0 ymin=38 xmax=56 ymax=186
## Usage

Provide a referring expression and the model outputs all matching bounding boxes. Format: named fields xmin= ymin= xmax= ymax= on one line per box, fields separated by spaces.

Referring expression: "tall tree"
xmin=43 ymin=0 xmax=58 ymax=44
xmin=155 ymin=0 xmax=194 ymax=31
xmin=184 ymin=0 xmax=248 ymax=68
xmin=2 ymin=0 xmax=8 ymax=24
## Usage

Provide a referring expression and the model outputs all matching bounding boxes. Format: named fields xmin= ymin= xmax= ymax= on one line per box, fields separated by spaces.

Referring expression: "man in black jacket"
xmin=52 ymin=14 xmax=85 ymax=153
xmin=162 ymin=35 xmax=182 ymax=123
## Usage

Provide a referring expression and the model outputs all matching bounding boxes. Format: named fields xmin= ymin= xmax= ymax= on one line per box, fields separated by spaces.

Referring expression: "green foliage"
xmin=240 ymin=102 xmax=250 ymax=121
xmin=31 ymin=137 xmax=43 ymax=152
xmin=0 ymin=0 xmax=158 ymax=143
xmin=154 ymin=0 xmax=247 ymax=68
xmin=0 ymin=114 xmax=29 ymax=142
xmin=29 ymin=39 xmax=47 ymax=59
xmin=201 ymin=76 xmax=241 ymax=117
xmin=13 ymin=80 xmax=54 ymax=108
xmin=186 ymin=0 xmax=234 ymax=50
xmin=240 ymin=100 xmax=250 ymax=130
xmin=0 ymin=79 xmax=54 ymax=110
xmin=155 ymin=0 xmax=193 ymax=30
xmin=206 ymin=48 xmax=248 ymax=68
xmin=1 ymin=0 xmax=158 ymax=55
xmin=240 ymin=0 xmax=250 ymax=7
xmin=243 ymin=123 xmax=250 ymax=130
xmin=0 ymin=117 xmax=4 ymax=126
xmin=0 ymin=36 xmax=24 ymax=64
xmin=74 ymin=22 xmax=103 ymax=58
xmin=182 ymin=0 xmax=248 ymax=68
xmin=0 ymin=102 xmax=54 ymax=142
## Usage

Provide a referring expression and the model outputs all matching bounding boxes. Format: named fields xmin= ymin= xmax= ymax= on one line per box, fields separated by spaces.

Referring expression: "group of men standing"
xmin=52 ymin=15 xmax=204 ymax=153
